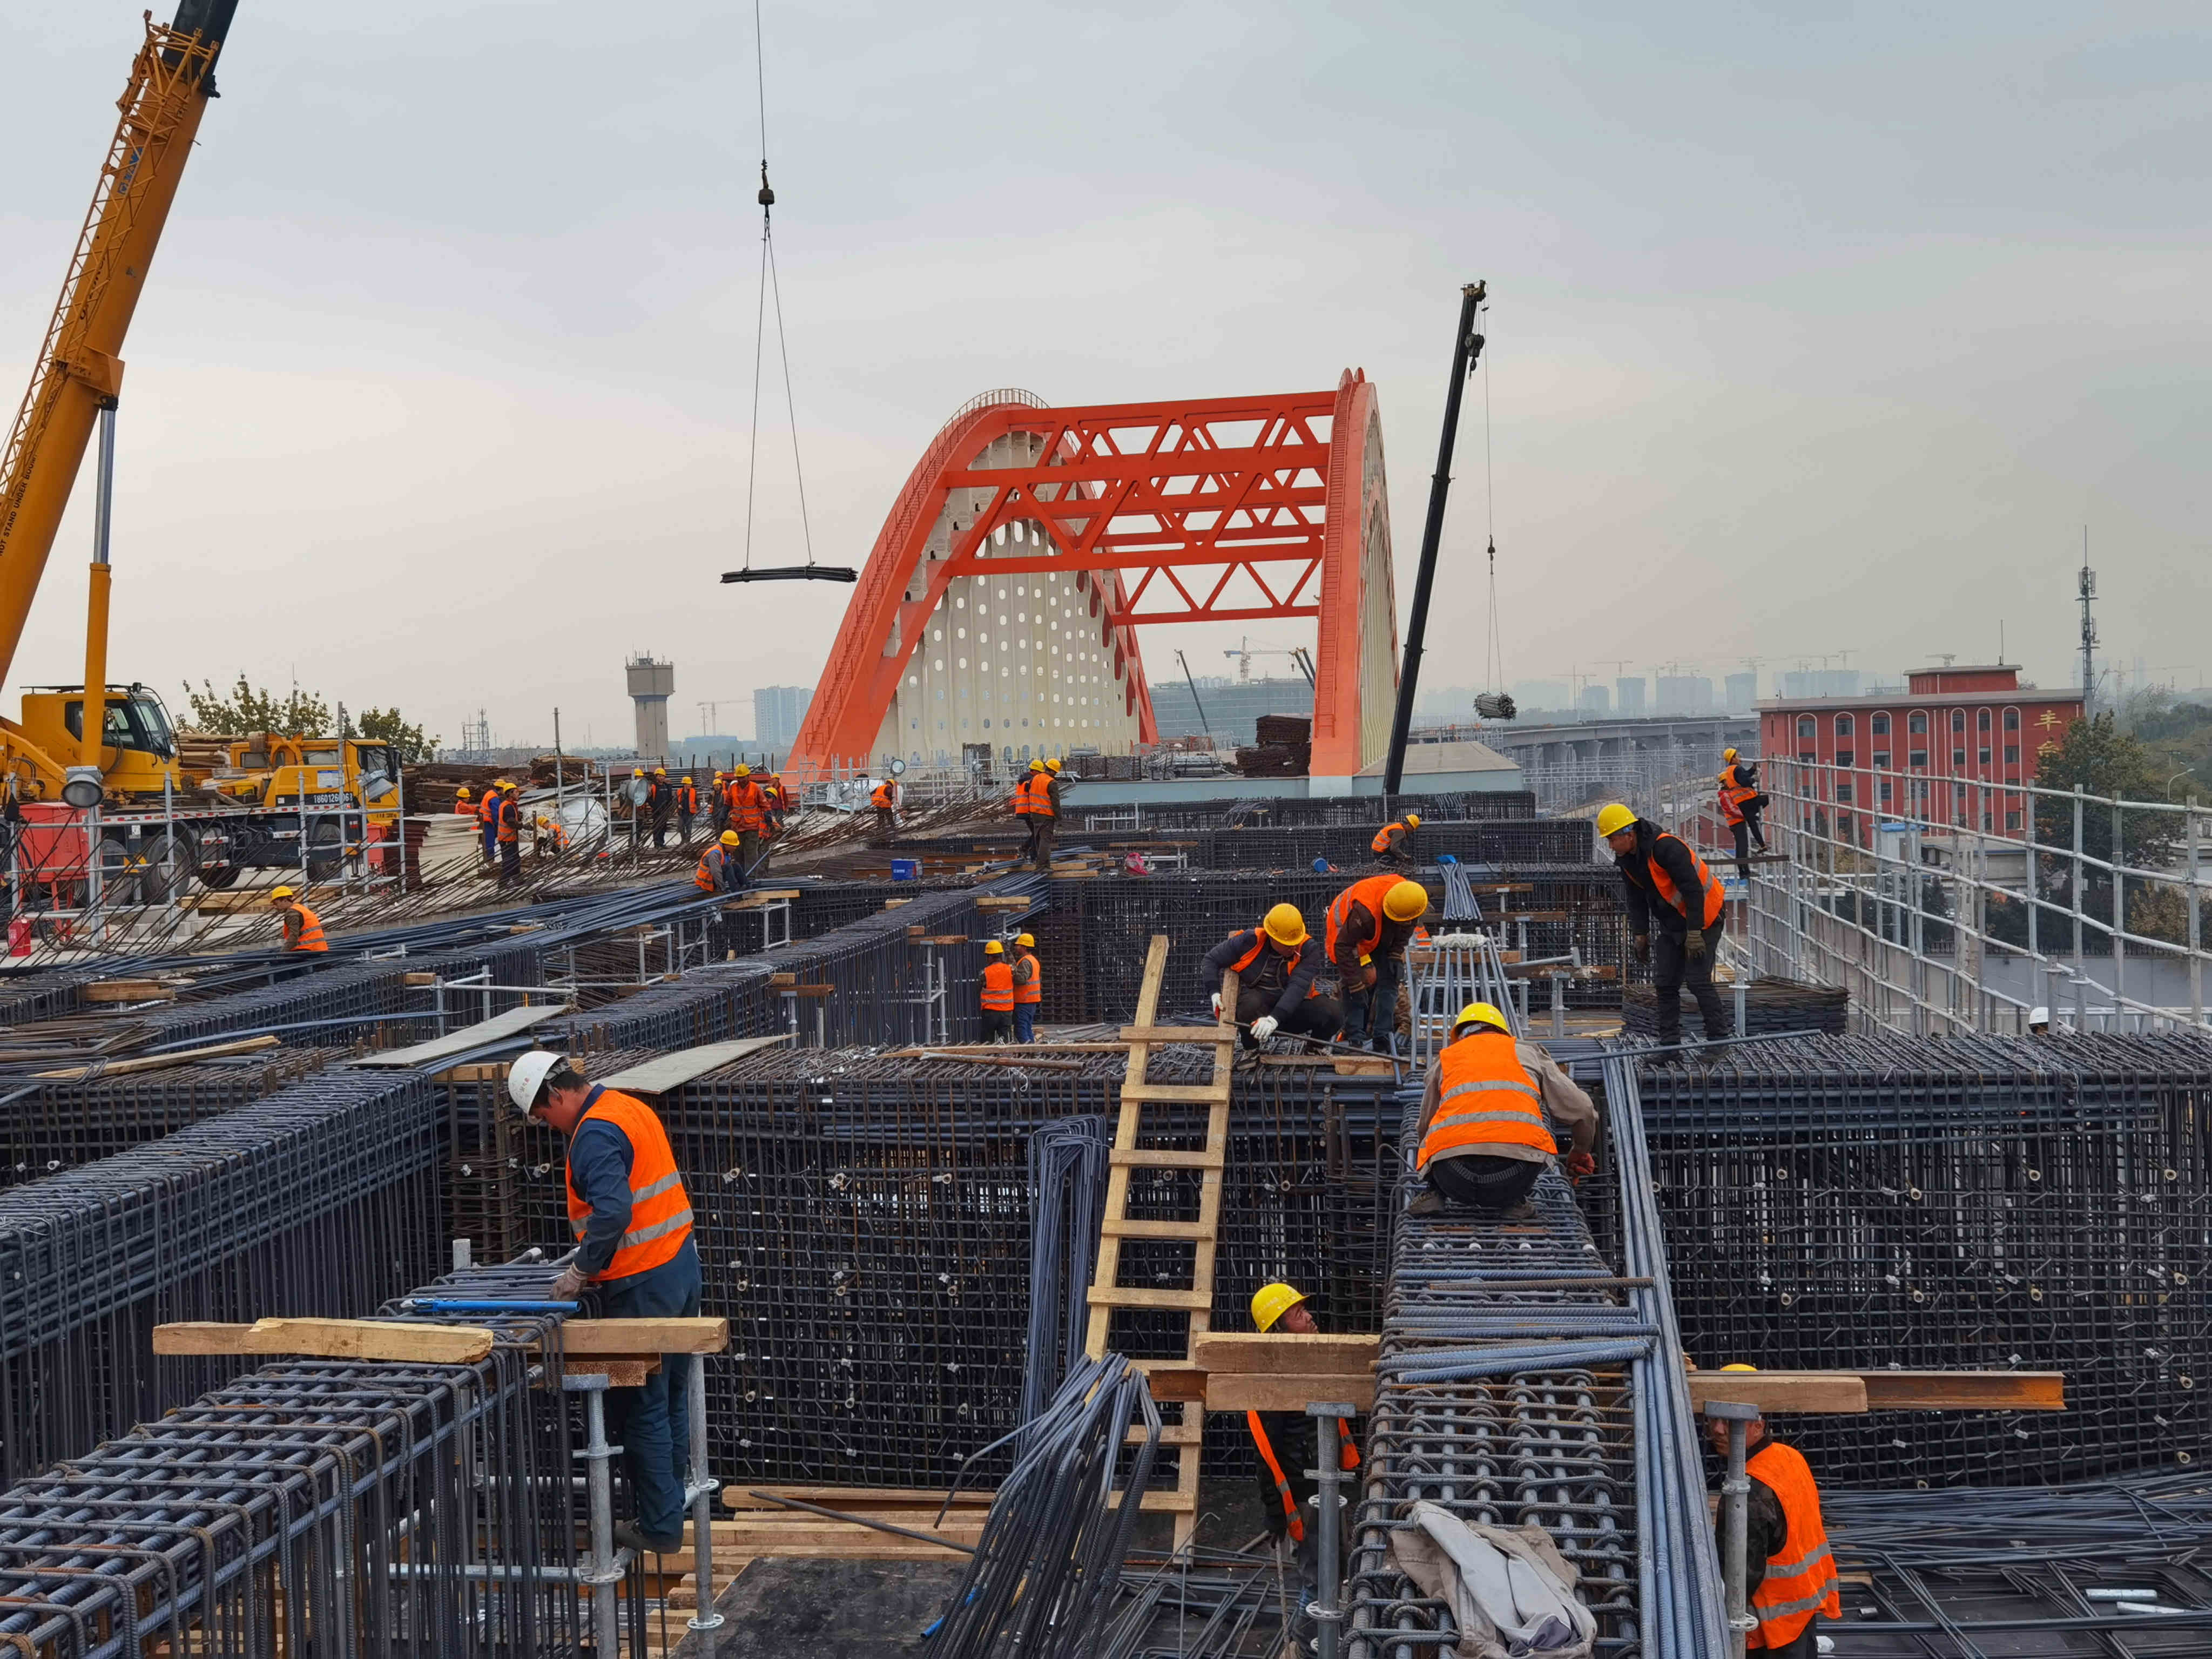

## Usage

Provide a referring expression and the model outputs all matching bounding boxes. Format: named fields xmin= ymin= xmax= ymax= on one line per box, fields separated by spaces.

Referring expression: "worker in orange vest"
xmin=1324 ymin=875 xmax=1429 ymax=1050
xmin=477 ymin=780 xmax=503 ymax=864
xmin=1704 ymin=1379 xmax=1841 ymax=1658
xmin=696 ymin=830 xmax=739 ymax=893
xmin=270 ymin=885 xmax=327 ymax=952
xmin=496 ymin=786 xmax=523 ymax=888
xmin=709 ymin=771 xmax=730 ymax=837
xmin=1717 ymin=747 xmax=1768 ymax=881
xmin=1199 ymin=903 xmax=1343 ymax=1049
xmin=761 ymin=772 xmax=791 ymax=843
xmin=1599 ymin=801 xmax=1728 ymax=1051
xmin=675 ymin=774 xmax=698 ymax=844
xmin=1010 ymin=759 xmax=1042 ymax=865
xmin=871 ymin=775 xmax=900 ymax=837
xmin=725 ymin=765 xmax=770 ymax=879
xmin=979 ymin=939 xmax=1016 ymax=1043
xmin=510 ymin=1050 xmax=701 ymax=1556
xmin=1408 ymin=1001 xmax=1598 ymax=1217
xmin=1247 ymin=1282 xmax=1361 ymax=1645
xmin=454 ymin=786 xmax=474 ymax=815
xmin=646 ymin=766 xmax=673 ymax=849
xmin=1371 ymin=811 xmax=1422 ymax=866
xmin=1010 ymin=932 xmax=1043 ymax=1042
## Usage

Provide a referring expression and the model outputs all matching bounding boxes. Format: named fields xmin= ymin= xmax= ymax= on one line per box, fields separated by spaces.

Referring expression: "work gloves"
xmin=1684 ymin=928 xmax=1708 ymax=960
xmin=1632 ymin=935 xmax=1650 ymax=965
xmin=1251 ymin=1015 xmax=1279 ymax=1042
xmin=549 ymin=1265 xmax=588 ymax=1301
xmin=1567 ymin=1150 xmax=1598 ymax=1185
xmin=1210 ymin=992 xmax=1224 ymax=1021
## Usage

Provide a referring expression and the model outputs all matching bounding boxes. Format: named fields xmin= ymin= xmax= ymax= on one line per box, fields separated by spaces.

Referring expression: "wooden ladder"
xmin=1084 ymin=934 xmax=1235 ymax=1549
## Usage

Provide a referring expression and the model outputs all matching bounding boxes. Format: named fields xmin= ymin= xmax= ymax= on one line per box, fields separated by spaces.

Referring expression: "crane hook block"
xmin=758 ymin=162 xmax=775 ymax=208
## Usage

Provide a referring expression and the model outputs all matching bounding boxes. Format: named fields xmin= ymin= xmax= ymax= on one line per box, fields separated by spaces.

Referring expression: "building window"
xmin=2004 ymin=708 xmax=2020 ymax=732
xmin=2006 ymin=810 xmax=2022 ymax=830
xmin=1797 ymin=716 xmax=1816 ymax=739
xmin=1835 ymin=713 xmax=1854 ymax=737
xmin=1873 ymin=751 xmax=1891 ymax=768
xmin=1979 ymin=747 xmax=1991 ymax=766
xmin=1837 ymin=781 xmax=1854 ymax=802
xmin=1908 ymin=712 xmax=1928 ymax=736
xmin=1872 ymin=712 xmax=1891 ymax=737
xmin=2005 ymin=744 xmax=2019 ymax=765
xmin=1951 ymin=710 xmax=1966 ymax=734
xmin=1910 ymin=750 xmax=1927 ymax=767
xmin=1799 ymin=751 xmax=1817 ymax=765
xmin=1952 ymin=748 xmax=1966 ymax=768
xmin=1879 ymin=779 xmax=1893 ymax=805
xmin=1837 ymin=749 xmax=1855 ymax=767
xmin=1978 ymin=709 xmax=1992 ymax=732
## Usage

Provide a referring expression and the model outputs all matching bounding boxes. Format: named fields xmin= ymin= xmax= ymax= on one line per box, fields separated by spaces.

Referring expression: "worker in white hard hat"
xmin=1407 ymin=1001 xmax=1600 ymax=1219
xmin=1599 ymin=802 xmax=1729 ymax=1055
xmin=509 ymin=1050 xmax=700 ymax=1559
xmin=2028 ymin=1006 xmax=2051 ymax=1036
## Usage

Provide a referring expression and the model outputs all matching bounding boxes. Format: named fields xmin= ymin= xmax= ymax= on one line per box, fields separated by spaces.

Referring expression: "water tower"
xmin=626 ymin=653 xmax=673 ymax=762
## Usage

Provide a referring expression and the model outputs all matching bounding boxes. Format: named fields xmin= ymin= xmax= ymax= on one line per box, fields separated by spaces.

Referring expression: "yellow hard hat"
xmin=496 ymin=778 xmax=513 ymax=789
xmin=1596 ymin=802 xmax=1636 ymax=838
xmin=1029 ymin=758 xmax=1047 ymax=772
xmin=1723 ymin=747 xmax=1739 ymax=762
xmin=984 ymin=939 xmax=1004 ymax=955
xmin=1405 ymin=812 xmax=1422 ymax=828
xmin=1384 ymin=880 xmax=1428 ymax=923
xmin=1017 ymin=933 xmax=1035 ymax=948
xmin=1721 ymin=1362 xmax=1757 ymax=1372
xmin=456 ymin=786 xmax=470 ymax=797
xmin=1251 ymin=1283 xmax=1307 ymax=1333
xmin=1046 ymin=757 xmax=1062 ymax=772
xmin=720 ymin=830 xmax=740 ymax=847
xmin=732 ymin=764 xmax=751 ymax=778
xmin=269 ymin=885 xmax=295 ymax=901
xmin=713 ymin=770 xmax=726 ymax=779
xmin=655 ymin=766 xmax=666 ymax=775
xmin=1453 ymin=1001 xmax=1509 ymax=1034
xmin=1263 ymin=902 xmax=1307 ymax=948
xmin=632 ymin=767 xmax=644 ymax=777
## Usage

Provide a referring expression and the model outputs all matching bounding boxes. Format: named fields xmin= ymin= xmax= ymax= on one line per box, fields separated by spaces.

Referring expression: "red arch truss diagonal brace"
xmin=788 ymin=372 xmax=1394 ymax=779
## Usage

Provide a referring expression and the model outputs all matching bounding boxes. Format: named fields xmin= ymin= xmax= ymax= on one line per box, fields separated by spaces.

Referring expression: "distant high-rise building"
xmin=1656 ymin=676 xmax=1714 ymax=715
xmin=754 ymin=685 xmax=814 ymax=756
xmin=1724 ymin=671 xmax=1757 ymax=714
xmin=1616 ymin=676 xmax=1647 ymax=716
xmin=1779 ymin=669 xmax=1863 ymax=700
xmin=1579 ymin=684 xmax=1610 ymax=714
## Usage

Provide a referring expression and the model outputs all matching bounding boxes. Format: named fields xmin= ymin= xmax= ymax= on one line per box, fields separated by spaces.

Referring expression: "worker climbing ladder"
xmin=1085 ymin=933 xmax=1235 ymax=1548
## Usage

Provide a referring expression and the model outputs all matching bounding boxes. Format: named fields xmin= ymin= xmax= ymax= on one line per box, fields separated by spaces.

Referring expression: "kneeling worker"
xmin=1410 ymin=1002 xmax=1598 ymax=1218
xmin=1705 ymin=1371 xmax=1840 ymax=1659
xmin=1371 ymin=812 xmax=1421 ymax=866
xmin=510 ymin=1050 xmax=702 ymax=1559
xmin=1248 ymin=1283 xmax=1361 ymax=1644
xmin=1202 ymin=903 xmax=1344 ymax=1049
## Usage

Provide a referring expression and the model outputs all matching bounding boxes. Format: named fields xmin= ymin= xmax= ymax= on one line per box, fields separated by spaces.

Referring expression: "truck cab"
xmin=10 ymin=683 xmax=181 ymax=799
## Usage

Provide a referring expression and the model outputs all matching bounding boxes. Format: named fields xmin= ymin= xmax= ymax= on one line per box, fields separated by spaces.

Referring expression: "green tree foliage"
xmin=2029 ymin=713 xmax=2185 ymax=943
xmin=182 ymin=675 xmax=331 ymax=737
xmin=353 ymin=706 xmax=439 ymax=764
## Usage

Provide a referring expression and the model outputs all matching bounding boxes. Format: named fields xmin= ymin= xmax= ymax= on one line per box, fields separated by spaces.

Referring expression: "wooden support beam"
xmin=82 ymin=979 xmax=177 ymax=1003
xmin=35 ymin=1034 xmax=279 ymax=1081
xmin=1191 ymin=1333 xmax=1378 ymax=1375
xmin=1208 ymin=1373 xmax=1377 ymax=1413
xmin=1117 ymin=1026 xmax=1236 ymax=1044
xmin=1687 ymin=1371 xmax=1868 ymax=1414
xmin=152 ymin=1318 xmax=496 ymax=1365
xmin=561 ymin=1317 xmax=730 ymax=1355
xmin=1859 ymin=1370 xmax=2065 ymax=1411
xmin=561 ymin=1355 xmax=660 ymax=1387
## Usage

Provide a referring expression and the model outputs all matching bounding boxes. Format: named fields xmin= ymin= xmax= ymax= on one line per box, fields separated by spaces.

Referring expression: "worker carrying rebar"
xmin=696 ymin=830 xmax=740 ymax=893
xmin=1325 ymin=875 xmax=1430 ymax=1050
xmin=477 ymin=780 xmax=504 ymax=864
xmin=725 ymin=765 xmax=770 ymax=878
xmin=454 ymin=786 xmax=473 ymax=815
xmin=1028 ymin=757 xmax=1067 ymax=874
xmin=1599 ymin=802 xmax=1729 ymax=1054
xmin=979 ymin=939 xmax=1016 ymax=1043
xmin=1011 ymin=932 xmax=1043 ymax=1042
xmin=675 ymin=773 xmax=698 ymax=844
xmin=511 ymin=1051 xmax=702 ymax=1559
xmin=1202 ymin=903 xmax=1344 ymax=1049
xmin=1704 ymin=1368 xmax=1840 ymax=1659
xmin=1717 ymin=748 xmax=1769 ymax=882
xmin=269 ymin=885 xmax=326 ymax=952
xmin=871 ymin=775 xmax=900 ymax=837
xmin=1407 ymin=1001 xmax=1597 ymax=1218
xmin=1248 ymin=1282 xmax=1361 ymax=1645
xmin=1371 ymin=812 xmax=1422 ymax=867
xmin=497 ymin=786 xmax=523 ymax=889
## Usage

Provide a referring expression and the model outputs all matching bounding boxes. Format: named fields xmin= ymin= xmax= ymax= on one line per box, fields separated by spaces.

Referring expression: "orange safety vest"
xmin=1745 ymin=1440 xmax=1841 ymax=1649
xmin=677 ymin=779 xmax=697 ymax=813
xmin=497 ymin=796 xmax=520 ymax=845
xmin=727 ymin=780 xmax=767 ymax=831
xmin=695 ymin=846 xmax=725 ymax=892
xmin=1026 ymin=772 xmax=1057 ymax=819
xmin=284 ymin=902 xmax=328 ymax=953
xmin=1227 ymin=930 xmax=1323 ymax=999
xmin=477 ymin=790 xmax=500 ymax=827
xmin=1371 ymin=821 xmax=1408 ymax=854
xmin=872 ymin=781 xmax=895 ymax=810
xmin=1718 ymin=764 xmax=1756 ymax=827
xmin=1418 ymin=1027 xmax=1554 ymax=1170
xmin=1012 ymin=775 xmax=1036 ymax=817
xmin=1247 ymin=1411 xmax=1361 ymax=1543
xmin=1014 ymin=951 xmax=1042 ymax=1004
xmin=1325 ymin=873 xmax=1405 ymax=966
xmin=454 ymin=798 xmax=474 ymax=815
xmin=980 ymin=959 xmax=1016 ymax=1011
xmin=564 ymin=1089 xmax=694 ymax=1282
xmin=1646 ymin=832 xmax=1724 ymax=927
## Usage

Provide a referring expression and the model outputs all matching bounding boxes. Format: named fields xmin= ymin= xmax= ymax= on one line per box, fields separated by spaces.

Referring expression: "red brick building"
xmin=1756 ymin=665 xmax=2084 ymax=845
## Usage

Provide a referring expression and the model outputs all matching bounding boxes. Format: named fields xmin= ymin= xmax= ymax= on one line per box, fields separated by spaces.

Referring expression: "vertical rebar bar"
xmin=1308 ymin=1401 xmax=1352 ymax=1659
xmin=687 ymin=1346 xmax=726 ymax=1640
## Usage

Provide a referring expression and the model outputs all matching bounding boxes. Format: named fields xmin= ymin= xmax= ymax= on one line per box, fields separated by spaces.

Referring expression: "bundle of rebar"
xmin=0 ymin=1066 xmax=446 ymax=1486
xmin=1076 ymin=791 xmax=1538 ymax=833
xmin=1192 ymin=818 xmax=1594 ymax=872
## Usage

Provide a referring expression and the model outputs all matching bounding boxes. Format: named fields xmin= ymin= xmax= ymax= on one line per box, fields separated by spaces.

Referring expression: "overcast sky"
xmin=2 ymin=1 xmax=2204 ymax=748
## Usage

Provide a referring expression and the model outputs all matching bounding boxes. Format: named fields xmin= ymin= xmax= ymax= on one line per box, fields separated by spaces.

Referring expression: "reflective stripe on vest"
xmin=286 ymin=903 xmax=328 ymax=953
xmin=1746 ymin=1440 xmax=1841 ymax=1649
xmin=1247 ymin=1412 xmax=1305 ymax=1542
xmin=1227 ymin=929 xmax=1320 ymax=1001
xmin=564 ymin=1090 xmax=693 ymax=1282
xmin=1418 ymin=1028 xmax=1552 ymax=1170
xmin=729 ymin=782 xmax=766 ymax=831
xmin=695 ymin=848 xmax=723 ymax=892
xmin=1647 ymin=833 xmax=1725 ymax=927
xmin=1015 ymin=953 xmax=1042 ymax=1004
xmin=872 ymin=783 xmax=893 ymax=808
xmin=478 ymin=791 xmax=498 ymax=826
xmin=498 ymin=798 xmax=519 ymax=844
xmin=981 ymin=960 xmax=1016 ymax=1011
xmin=1012 ymin=778 xmax=1034 ymax=816
xmin=1371 ymin=822 xmax=1406 ymax=854
xmin=1325 ymin=874 xmax=1401 ymax=966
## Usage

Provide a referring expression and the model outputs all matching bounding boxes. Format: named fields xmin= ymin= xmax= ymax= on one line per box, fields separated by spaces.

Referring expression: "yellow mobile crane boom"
xmin=0 ymin=1 xmax=238 ymax=806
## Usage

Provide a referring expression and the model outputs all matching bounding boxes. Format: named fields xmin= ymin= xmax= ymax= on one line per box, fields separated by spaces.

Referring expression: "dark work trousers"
xmin=482 ymin=820 xmax=499 ymax=862
xmin=677 ymin=809 xmax=693 ymax=844
xmin=875 ymin=806 xmax=896 ymax=837
xmin=1651 ymin=921 xmax=1728 ymax=1045
xmin=1014 ymin=1003 xmax=1038 ymax=1043
xmin=1743 ymin=800 xmax=1769 ymax=850
xmin=498 ymin=839 xmax=522 ymax=888
xmin=598 ymin=1235 xmax=702 ymax=1543
xmin=1428 ymin=1152 xmax=1544 ymax=1212
xmin=735 ymin=829 xmax=763 ymax=885
xmin=1031 ymin=817 xmax=1057 ymax=873
xmin=1758 ymin=1622 xmax=1818 ymax=1659
xmin=1340 ymin=955 xmax=1402 ymax=1049
xmin=1730 ymin=821 xmax=1754 ymax=881
xmin=652 ymin=807 xmax=671 ymax=849
xmin=711 ymin=797 xmax=729 ymax=835
xmin=1235 ymin=986 xmax=1343 ymax=1048
xmin=980 ymin=1009 xmax=1014 ymax=1043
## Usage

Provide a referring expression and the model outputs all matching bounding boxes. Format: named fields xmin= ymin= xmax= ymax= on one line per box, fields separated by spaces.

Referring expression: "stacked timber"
xmin=1235 ymin=712 xmax=1311 ymax=777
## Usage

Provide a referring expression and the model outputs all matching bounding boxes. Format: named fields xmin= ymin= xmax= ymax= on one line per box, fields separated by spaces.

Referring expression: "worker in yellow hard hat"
xmin=1201 ymin=902 xmax=1343 ymax=1051
xmin=1370 ymin=811 xmax=1423 ymax=867
xmin=1011 ymin=932 xmax=1043 ymax=1043
xmin=454 ymin=786 xmax=473 ymax=815
xmin=477 ymin=779 xmax=504 ymax=864
xmin=1027 ymin=756 xmax=1069 ymax=874
xmin=979 ymin=939 xmax=1016 ymax=1044
xmin=696 ymin=829 xmax=741 ymax=894
xmin=1407 ymin=1001 xmax=1599 ymax=1219
xmin=1247 ymin=1281 xmax=1360 ymax=1643
xmin=1702 ymin=1361 xmax=1841 ymax=1656
xmin=269 ymin=885 xmax=327 ymax=953
xmin=1324 ymin=875 xmax=1430 ymax=1051
xmin=1599 ymin=802 xmax=1728 ymax=1056
xmin=1716 ymin=747 xmax=1768 ymax=881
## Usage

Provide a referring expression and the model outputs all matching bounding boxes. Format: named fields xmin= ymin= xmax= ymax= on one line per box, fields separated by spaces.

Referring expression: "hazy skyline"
xmin=3 ymin=2 xmax=2204 ymax=750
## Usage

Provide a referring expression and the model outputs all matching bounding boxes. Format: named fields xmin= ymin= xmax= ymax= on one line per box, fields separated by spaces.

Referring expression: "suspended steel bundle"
xmin=1191 ymin=818 xmax=1593 ymax=872
xmin=1637 ymin=1030 xmax=2212 ymax=1487
xmin=0 ymin=1066 xmax=446 ymax=1486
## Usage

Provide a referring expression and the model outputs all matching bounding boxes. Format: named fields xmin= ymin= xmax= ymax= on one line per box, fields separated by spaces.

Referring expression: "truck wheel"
xmin=95 ymin=834 xmax=141 ymax=906
xmin=139 ymin=831 xmax=194 ymax=903
xmin=305 ymin=819 xmax=344 ymax=881
xmin=198 ymin=863 xmax=241 ymax=890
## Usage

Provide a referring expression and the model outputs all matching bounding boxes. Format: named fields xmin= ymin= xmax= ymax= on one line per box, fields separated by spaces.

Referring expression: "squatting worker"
xmin=871 ymin=775 xmax=900 ymax=837
xmin=1011 ymin=932 xmax=1043 ymax=1043
xmin=695 ymin=830 xmax=740 ymax=893
xmin=1600 ymin=802 xmax=1728 ymax=1053
xmin=1325 ymin=875 xmax=1430 ymax=1050
xmin=511 ymin=1050 xmax=702 ymax=1558
xmin=1371 ymin=812 xmax=1422 ymax=867
xmin=1704 ymin=1370 xmax=1840 ymax=1658
xmin=1717 ymin=748 xmax=1768 ymax=882
xmin=270 ymin=885 xmax=326 ymax=952
xmin=979 ymin=938 xmax=1016 ymax=1043
xmin=1247 ymin=1283 xmax=1361 ymax=1641
xmin=1410 ymin=1001 xmax=1598 ymax=1218
xmin=1202 ymin=903 xmax=1344 ymax=1049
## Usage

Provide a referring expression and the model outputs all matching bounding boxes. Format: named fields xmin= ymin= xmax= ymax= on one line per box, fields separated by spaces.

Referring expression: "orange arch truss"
xmin=787 ymin=372 xmax=1397 ymax=780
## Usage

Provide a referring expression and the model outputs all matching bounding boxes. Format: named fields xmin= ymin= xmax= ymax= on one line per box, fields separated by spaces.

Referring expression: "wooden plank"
xmin=1687 ymin=1372 xmax=1869 ymax=1414
xmin=1098 ymin=1217 xmax=1211 ymax=1240
xmin=402 ymin=971 xmax=440 ymax=987
xmin=1107 ymin=1148 xmax=1223 ymax=1170
xmin=153 ymin=1317 xmax=729 ymax=1361
xmin=912 ymin=1051 xmax=1085 ymax=1070
xmin=1191 ymin=1333 xmax=1379 ymax=1376
xmin=594 ymin=1035 xmax=794 ymax=1095
xmin=150 ymin=1321 xmax=255 ymax=1355
xmin=974 ymin=895 xmax=1033 ymax=909
xmin=35 ymin=1034 xmax=280 ymax=1081
xmin=1127 ymin=1423 xmax=1206 ymax=1446
xmin=720 ymin=1487 xmax=997 ymax=1511
xmin=1859 ymin=1370 xmax=2065 ymax=1412
xmin=347 ymin=1003 xmax=573 ymax=1068
xmin=727 ymin=889 xmax=801 ymax=909
xmin=560 ymin=1356 xmax=660 ymax=1387
xmin=1086 ymin=1286 xmax=1211 ymax=1311
xmin=155 ymin=1318 xmax=497 ymax=1365
xmin=561 ymin=1317 xmax=729 ymax=1355
xmin=1208 ymin=1373 xmax=1377 ymax=1414
xmin=1118 ymin=1082 xmax=1233 ymax=1104
xmin=82 ymin=980 xmax=177 ymax=1003
xmin=1118 ymin=1026 xmax=1236 ymax=1044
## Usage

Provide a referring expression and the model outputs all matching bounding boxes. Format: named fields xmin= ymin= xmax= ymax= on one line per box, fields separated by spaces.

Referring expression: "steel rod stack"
xmin=1191 ymin=819 xmax=1593 ymax=872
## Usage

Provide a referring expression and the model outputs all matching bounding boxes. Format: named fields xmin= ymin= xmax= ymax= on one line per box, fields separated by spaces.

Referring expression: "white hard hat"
xmin=508 ymin=1050 xmax=564 ymax=1113
xmin=2028 ymin=1007 xmax=2050 ymax=1028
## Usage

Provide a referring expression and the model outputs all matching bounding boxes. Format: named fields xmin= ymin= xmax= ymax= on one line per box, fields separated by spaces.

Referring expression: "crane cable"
xmin=1478 ymin=289 xmax=1503 ymax=694
xmin=740 ymin=0 xmax=818 ymax=573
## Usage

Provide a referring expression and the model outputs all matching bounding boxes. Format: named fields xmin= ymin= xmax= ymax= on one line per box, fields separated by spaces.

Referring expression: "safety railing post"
xmin=685 ymin=1348 xmax=725 ymax=1636
xmin=2190 ymin=799 xmax=2203 ymax=1030
xmin=2072 ymin=786 xmax=2086 ymax=1015
xmin=1706 ymin=1400 xmax=1758 ymax=1659
xmin=1306 ymin=1402 xmax=1353 ymax=1659
xmin=2111 ymin=796 xmax=2126 ymax=1012
xmin=571 ymin=1375 xmax=624 ymax=1658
